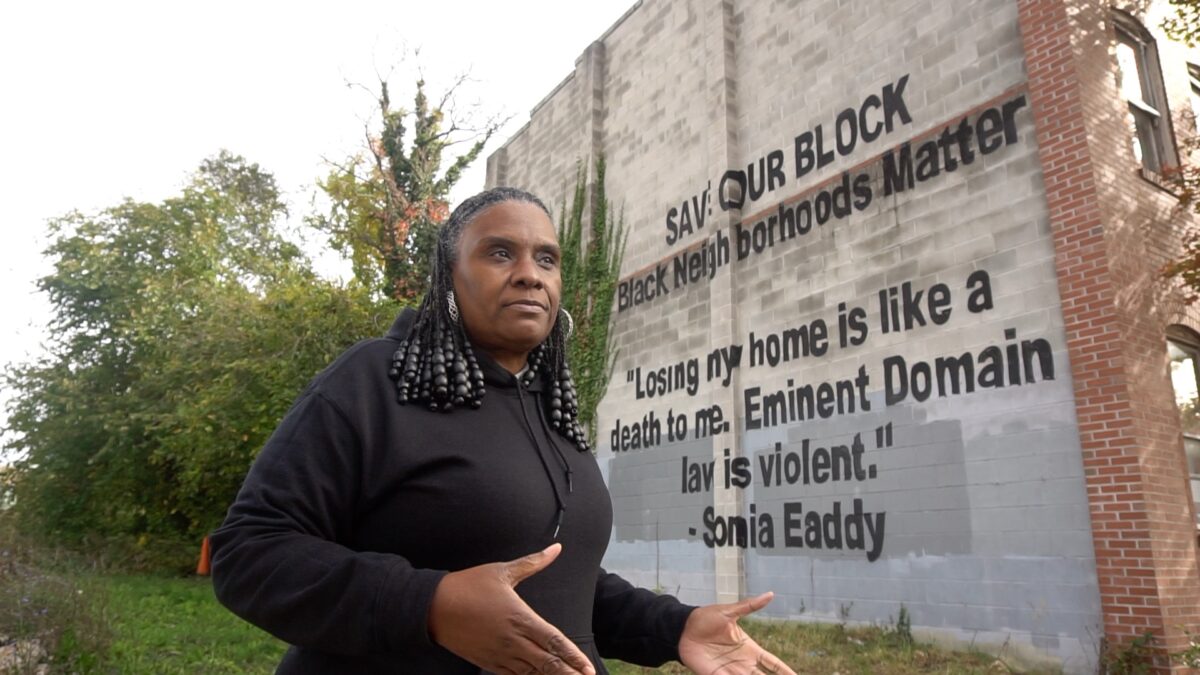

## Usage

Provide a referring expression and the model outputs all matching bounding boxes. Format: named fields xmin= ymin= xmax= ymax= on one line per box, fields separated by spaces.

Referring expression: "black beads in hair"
xmin=389 ymin=292 xmax=485 ymax=412
xmin=387 ymin=187 xmax=590 ymax=452
xmin=518 ymin=318 xmax=589 ymax=453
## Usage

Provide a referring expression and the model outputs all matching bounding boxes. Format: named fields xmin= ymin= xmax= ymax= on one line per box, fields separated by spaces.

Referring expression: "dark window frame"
xmin=1112 ymin=9 xmax=1179 ymax=176
xmin=1166 ymin=327 xmax=1200 ymax=532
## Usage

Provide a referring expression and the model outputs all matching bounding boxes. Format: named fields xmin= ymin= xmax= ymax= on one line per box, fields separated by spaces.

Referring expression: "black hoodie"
xmin=211 ymin=310 xmax=694 ymax=673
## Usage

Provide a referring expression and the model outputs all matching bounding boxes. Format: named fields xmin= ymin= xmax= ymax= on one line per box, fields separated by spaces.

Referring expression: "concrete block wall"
xmin=487 ymin=0 xmax=1200 ymax=670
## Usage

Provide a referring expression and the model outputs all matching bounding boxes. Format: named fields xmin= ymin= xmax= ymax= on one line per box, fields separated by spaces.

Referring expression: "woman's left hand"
xmin=677 ymin=592 xmax=797 ymax=674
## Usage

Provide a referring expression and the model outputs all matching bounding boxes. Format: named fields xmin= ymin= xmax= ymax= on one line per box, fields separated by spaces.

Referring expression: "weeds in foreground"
xmin=889 ymin=604 xmax=914 ymax=645
xmin=4 ymin=526 xmax=1193 ymax=675
xmin=604 ymin=616 xmax=1011 ymax=675
xmin=1172 ymin=629 xmax=1200 ymax=669
xmin=1101 ymin=631 xmax=1158 ymax=675
xmin=2 ymin=554 xmax=288 ymax=674
xmin=0 ymin=517 xmax=110 ymax=673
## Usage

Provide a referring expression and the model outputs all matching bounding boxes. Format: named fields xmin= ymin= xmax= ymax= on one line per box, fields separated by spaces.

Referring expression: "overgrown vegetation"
xmin=0 ymin=516 xmax=109 ymax=673
xmin=0 ymin=513 xmax=287 ymax=673
xmin=0 ymin=520 xmax=1033 ymax=673
xmin=0 ymin=546 xmax=1034 ymax=675
xmin=1095 ymin=630 xmax=1200 ymax=674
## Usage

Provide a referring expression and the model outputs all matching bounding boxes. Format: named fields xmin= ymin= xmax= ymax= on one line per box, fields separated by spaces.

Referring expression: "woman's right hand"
xmin=427 ymin=543 xmax=596 ymax=675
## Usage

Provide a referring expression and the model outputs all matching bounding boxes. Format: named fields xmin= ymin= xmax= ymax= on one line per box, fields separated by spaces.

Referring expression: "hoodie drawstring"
xmin=515 ymin=384 xmax=571 ymax=539
xmin=534 ymin=398 xmax=574 ymax=495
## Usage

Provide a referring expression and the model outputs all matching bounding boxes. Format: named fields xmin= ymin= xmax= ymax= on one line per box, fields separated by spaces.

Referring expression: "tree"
xmin=138 ymin=272 xmax=397 ymax=540
xmin=557 ymin=157 xmax=626 ymax=447
xmin=1161 ymin=2 xmax=1200 ymax=297
xmin=7 ymin=153 xmax=294 ymax=536
xmin=310 ymin=77 xmax=504 ymax=300
xmin=1163 ymin=0 xmax=1200 ymax=45
xmin=4 ymin=153 xmax=398 ymax=568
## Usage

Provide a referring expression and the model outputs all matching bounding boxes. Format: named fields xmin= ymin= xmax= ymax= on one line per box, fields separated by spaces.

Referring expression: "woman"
xmin=211 ymin=187 xmax=795 ymax=674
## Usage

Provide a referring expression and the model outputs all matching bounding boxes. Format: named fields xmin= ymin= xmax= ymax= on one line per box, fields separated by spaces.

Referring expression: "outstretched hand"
xmin=428 ymin=543 xmax=595 ymax=675
xmin=678 ymin=592 xmax=797 ymax=674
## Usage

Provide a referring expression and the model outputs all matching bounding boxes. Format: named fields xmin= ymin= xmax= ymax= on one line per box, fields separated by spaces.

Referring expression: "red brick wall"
xmin=1018 ymin=0 xmax=1200 ymax=669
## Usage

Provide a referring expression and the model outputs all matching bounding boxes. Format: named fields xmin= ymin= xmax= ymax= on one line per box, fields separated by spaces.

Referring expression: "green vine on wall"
xmin=558 ymin=156 xmax=627 ymax=448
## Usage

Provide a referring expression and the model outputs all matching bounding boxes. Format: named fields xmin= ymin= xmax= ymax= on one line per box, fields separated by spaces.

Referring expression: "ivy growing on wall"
xmin=558 ymin=157 xmax=626 ymax=448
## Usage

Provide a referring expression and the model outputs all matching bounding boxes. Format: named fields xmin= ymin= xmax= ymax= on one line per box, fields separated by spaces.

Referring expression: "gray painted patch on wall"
xmin=607 ymin=433 xmax=713 ymax=542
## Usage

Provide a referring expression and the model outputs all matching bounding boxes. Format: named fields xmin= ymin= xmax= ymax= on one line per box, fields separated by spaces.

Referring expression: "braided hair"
xmin=388 ymin=187 xmax=590 ymax=452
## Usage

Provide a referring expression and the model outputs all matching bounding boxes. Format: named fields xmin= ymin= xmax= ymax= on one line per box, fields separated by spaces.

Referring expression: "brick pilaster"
xmin=1017 ymin=0 xmax=1200 ymax=669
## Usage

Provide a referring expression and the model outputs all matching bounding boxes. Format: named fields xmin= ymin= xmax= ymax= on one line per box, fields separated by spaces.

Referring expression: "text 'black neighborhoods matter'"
xmin=606 ymin=76 xmax=1053 ymax=566
xmin=617 ymin=72 xmax=1029 ymax=313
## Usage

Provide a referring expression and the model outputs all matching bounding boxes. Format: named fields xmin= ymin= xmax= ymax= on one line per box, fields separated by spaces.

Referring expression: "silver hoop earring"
xmin=446 ymin=290 xmax=460 ymax=324
xmin=559 ymin=307 xmax=575 ymax=337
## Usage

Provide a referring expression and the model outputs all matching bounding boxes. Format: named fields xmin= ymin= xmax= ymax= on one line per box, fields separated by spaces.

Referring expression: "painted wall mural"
xmin=490 ymin=1 xmax=1106 ymax=669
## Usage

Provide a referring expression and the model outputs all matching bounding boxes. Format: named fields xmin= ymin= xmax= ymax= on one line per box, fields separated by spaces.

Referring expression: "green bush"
xmin=4 ymin=154 xmax=403 ymax=572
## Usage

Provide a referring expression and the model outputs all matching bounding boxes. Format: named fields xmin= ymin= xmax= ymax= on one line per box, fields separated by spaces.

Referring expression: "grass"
xmin=604 ymin=620 xmax=1024 ymax=675
xmin=71 ymin=580 xmax=1028 ymax=674
xmin=96 ymin=575 xmax=286 ymax=674
xmin=2 ymin=564 xmax=1053 ymax=674
xmin=0 ymin=513 xmax=286 ymax=673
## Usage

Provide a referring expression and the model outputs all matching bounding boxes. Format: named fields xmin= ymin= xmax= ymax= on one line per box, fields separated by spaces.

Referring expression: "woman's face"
xmin=451 ymin=200 xmax=562 ymax=371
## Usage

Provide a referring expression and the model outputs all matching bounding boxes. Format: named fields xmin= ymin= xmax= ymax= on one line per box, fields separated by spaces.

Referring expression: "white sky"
xmin=0 ymin=0 xmax=637 ymax=452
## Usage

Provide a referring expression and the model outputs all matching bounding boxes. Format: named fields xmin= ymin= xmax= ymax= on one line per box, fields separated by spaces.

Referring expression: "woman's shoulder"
xmin=302 ymin=311 xmax=414 ymax=408
xmin=319 ymin=337 xmax=397 ymax=382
